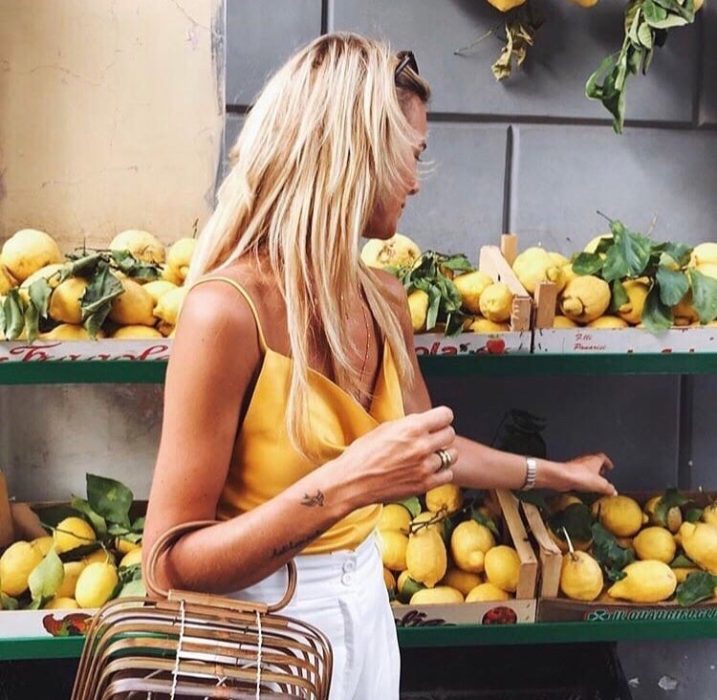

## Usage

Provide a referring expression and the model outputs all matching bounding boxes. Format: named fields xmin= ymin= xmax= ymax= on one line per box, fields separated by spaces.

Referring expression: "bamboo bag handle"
xmin=145 ymin=519 xmax=298 ymax=614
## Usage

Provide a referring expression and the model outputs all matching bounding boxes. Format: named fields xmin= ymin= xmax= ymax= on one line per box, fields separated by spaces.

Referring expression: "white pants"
xmin=233 ymin=533 xmax=401 ymax=700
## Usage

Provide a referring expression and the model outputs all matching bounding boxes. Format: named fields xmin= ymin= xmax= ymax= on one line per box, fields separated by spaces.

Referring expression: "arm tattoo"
xmin=301 ymin=490 xmax=325 ymax=507
xmin=272 ymin=529 xmax=323 ymax=558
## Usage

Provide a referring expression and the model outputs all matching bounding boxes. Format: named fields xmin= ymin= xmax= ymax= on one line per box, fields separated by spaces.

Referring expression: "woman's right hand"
xmin=329 ymin=405 xmax=457 ymax=509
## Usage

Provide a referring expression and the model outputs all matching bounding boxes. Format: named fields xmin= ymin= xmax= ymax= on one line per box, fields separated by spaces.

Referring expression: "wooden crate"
xmin=524 ymin=491 xmax=717 ymax=622
xmin=392 ymin=489 xmax=539 ymax=627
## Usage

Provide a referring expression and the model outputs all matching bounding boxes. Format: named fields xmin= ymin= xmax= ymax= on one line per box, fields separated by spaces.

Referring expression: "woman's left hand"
xmin=550 ymin=453 xmax=617 ymax=495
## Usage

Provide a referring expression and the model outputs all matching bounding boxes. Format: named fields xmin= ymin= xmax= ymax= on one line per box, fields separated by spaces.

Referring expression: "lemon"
xmin=548 ymin=252 xmax=570 ymax=267
xmin=450 ymin=520 xmax=495 ymax=573
xmin=607 ymin=560 xmax=677 ymax=603
xmin=411 ymin=511 xmax=446 ymax=539
xmin=512 ymin=247 xmax=566 ymax=294
xmin=568 ymin=0 xmax=599 ymax=7
xmin=584 ymin=234 xmax=612 ymax=254
xmin=31 ymin=536 xmax=55 ymax=557
xmin=410 ymin=586 xmax=464 ymax=605
xmin=360 ymin=233 xmax=421 ymax=269
xmin=142 ymin=280 xmax=179 ymax=305
xmin=0 ymin=540 xmax=44 ymax=596
xmin=441 ymin=568 xmax=482 ymax=596
xmin=633 ymin=527 xmax=676 ymax=564
xmin=673 ymin=567 xmax=698 ymax=584
xmin=425 ymin=484 xmax=462 ymax=516
xmin=378 ymin=504 xmax=412 ymax=534
xmin=56 ymin=561 xmax=86 ymax=598
xmin=586 ymin=316 xmax=628 ymax=329
xmin=468 ymin=318 xmax=510 ymax=333
xmin=1 ymin=229 xmax=64 ymax=282
xmin=75 ymin=562 xmax=119 ymax=608
xmin=111 ymin=325 xmax=164 ymax=339
xmin=679 ymin=522 xmax=717 ymax=574
xmin=406 ymin=529 xmax=447 ymax=588
xmin=548 ymin=494 xmax=583 ymax=515
xmin=115 ymin=536 xmax=142 ymax=556
xmin=82 ymin=548 xmax=115 ymax=566
xmin=702 ymin=504 xmax=717 ymax=527
xmin=617 ymin=279 xmax=650 ymax=325
xmin=690 ymin=242 xmax=717 ymax=267
xmin=167 ymin=238 xmax=197 ymax=282
xmin=560 ymin=276 xmax=611 ymax=324
xmin=453 ymin=271 xmax=494 ymax=314
xmin=378 ymin=529 xmax=409 ymax=571
xmin=673 ymin=294 xmax=699 ymax=326
xmin=465 ymin=582 xmax=510 ymax=603
xmin=479 ymin=283 xmax=513 ymax=323
xmin=53 ymin=517 xmax=96 ymax=554
xmin=644 ymin=495 xmax=683 ymax=533
xmin=48 ymin=277 xmax=88 ymax=324
xmin=160 ymin=263 xmax=184 ymax=286
xmin=396 ymin=570 xmax=425 ymax=603
xmin=109 ymin=278 xmax=156 ymax=326
xmin=119 ymin=547 xmax=143 ymax=569
xmin=484 ymin=545 xmax=520 ymax=593
xmin=594 ymin=495 xmax=645 ymax=537
xmin=38 ymin=324 xmax=101 ymax=341
xmin=383 ymin=568 xmax=396 ymax=594
xmin=407 ymin=290 xmax=429 ymax=332
xmin=0 ymin=263 xmax=17 ymax=295
xmin=110 ymin=229 xmax=165 ymax=264
xmin=153 ymin=286 xmax=188 ymax=326
xmin=559 ymin=551 xmax=603 ymax=601
xmin=44 ymin=597 xmax=79 ymax=610
xmin=552 ymin=315 xmax=578 ymax=329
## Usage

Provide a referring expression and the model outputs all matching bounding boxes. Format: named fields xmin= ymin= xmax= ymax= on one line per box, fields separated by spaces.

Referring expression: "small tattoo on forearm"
xmin=301 ymin=490 xmax=325 ymax=507
xmin=272 ymin=529 xmax=323 ymax=557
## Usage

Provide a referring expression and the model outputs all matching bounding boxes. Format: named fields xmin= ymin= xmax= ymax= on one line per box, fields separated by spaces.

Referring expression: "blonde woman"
xmin=143 ymin=33 xmax=615 ymax=699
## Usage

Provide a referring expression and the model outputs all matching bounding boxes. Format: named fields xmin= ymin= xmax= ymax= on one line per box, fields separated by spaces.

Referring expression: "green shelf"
xmin=3 ymin=618 xmax=717 ymax=660
xmin=1 ymin=352 xmax=717 ymax=385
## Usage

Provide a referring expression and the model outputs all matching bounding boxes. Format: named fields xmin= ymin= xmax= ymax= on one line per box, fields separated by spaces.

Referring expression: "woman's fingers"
xmin=411 ymin=405 xmax=454 ymax=434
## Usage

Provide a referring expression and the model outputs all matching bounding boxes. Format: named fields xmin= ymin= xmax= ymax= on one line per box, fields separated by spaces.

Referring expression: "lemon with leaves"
xmin=0 ymin=540 xmax=44 ymax=596
xmin=54 ymin=517 xmax=96 ymax=554
xmin=425 ymin=484 xmax=462 ymax=516
xmin=110 ymin=229 xmax=165 ymax=264
xmin=48 ymin=277 xmax=89 ymax=325
xmin=593 ymin=495 xmax=645 ymax=537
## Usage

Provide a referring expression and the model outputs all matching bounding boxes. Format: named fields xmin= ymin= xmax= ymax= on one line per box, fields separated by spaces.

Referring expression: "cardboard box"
xmin=521 ymin=492 xmax=717 ymax=622
xmin=392 ymin=489 xmax=539 ymax=628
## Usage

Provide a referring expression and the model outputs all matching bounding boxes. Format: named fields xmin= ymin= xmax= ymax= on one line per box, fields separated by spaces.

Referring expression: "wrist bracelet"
xmin=521 ymin=457 xmax=538 ymax=491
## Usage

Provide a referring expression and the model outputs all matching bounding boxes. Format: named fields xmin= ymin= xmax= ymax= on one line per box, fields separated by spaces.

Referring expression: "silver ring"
xmin=435 ymin=448 xmax=453 ymax=472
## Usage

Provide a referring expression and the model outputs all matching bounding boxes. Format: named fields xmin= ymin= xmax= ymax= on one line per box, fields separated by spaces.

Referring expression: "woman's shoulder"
xmin=369 ymin=267 xmax=408 ymax=310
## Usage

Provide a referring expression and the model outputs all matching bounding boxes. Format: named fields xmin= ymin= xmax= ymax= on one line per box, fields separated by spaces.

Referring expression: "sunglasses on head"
xmin=395 ymin=50 xmax=419 ymax=79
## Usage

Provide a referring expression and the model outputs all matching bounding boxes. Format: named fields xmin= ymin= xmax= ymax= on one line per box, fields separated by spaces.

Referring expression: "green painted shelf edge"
xmin=1 ymin=353 xmax=717 ymax=384
xmin=3 ymin=619 xmax=717 ymax=660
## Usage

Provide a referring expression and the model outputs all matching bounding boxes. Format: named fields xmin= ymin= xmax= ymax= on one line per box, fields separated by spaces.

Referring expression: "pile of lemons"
xmin=0 ymin=227 xmax=195 ymax=341
xmin=378 ymin=486 xmax=522 ymax=606
xmin=0 ymin=516 xmax=142 ymax=610
xmin=554 ymin=492 xmax=717 ymax=604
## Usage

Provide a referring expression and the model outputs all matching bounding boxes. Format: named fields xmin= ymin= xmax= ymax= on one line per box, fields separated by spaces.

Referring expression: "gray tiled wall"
xmin=224 ymin=2 xmax=717 ymax=694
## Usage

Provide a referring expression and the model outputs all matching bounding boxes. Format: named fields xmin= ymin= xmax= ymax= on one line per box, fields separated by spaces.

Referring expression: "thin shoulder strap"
xmin=187 ymin=276 xmax=268 ymax=352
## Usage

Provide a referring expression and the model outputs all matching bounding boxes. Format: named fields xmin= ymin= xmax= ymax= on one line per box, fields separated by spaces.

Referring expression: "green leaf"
xmin=80 ymin=264 xmax=124 ymax=338
xmin=110 ymin=250 xmax=161 ymax=282
xmin=513 ymin=489 xmax=550 ymax=514
xmin=32 ymin=504 xmax=78 ymax=530
xmin=659 ymin=242 xmax=693 ymax=268
xmin=24 ymin=302 xmax=40 ymax=344
xmin=117 ymin=578 xmax=146 ymax=598
xmin=425 ymin=285 xmax=441 ymax=331
xmin=3 ymin=290 xmax=26 ymax=340
xmin=60 ymin=254 xmax=104 ymax=282
xmin=642 ymin=284 xmax=673 ymax=330
xmin=28 ymin=278 xmax=53 ymax=319
xmin=1 ymin=593 xmax=19 ymax=610
xmin=689 ymin=269 xmax=717 ymax=324
xmin=87 ymin=473 xmax=133 ymax=528
xmin=591 ymin=521 xmax=635 ymax=581
xmin=676 ymin=571 xmax=717 ymax=606
xmin=572 ymin=252 xmax=604 ymax=276
xmin=28 ymin=549 xmax=64 ymax=602
xmin=471 ymin=506 xmax=500 ymax=537
xmin=70 ymin=497 xmax=108 ymax=538
xmin=58 ymin=542 xmax=102 ymax=563
xmin=131 ymin=516 xmax=145 ymax=532
xmin=397 ymin=497 xmax=421 ymax=520
xmin=586 ymin=52 xmax=619 ymax=100
xmin=654 ymin=488 xmax=687 ymax=526
xmin=440 ymin=254 xmax=474 ymax=273
xmin=610 ymin=279 xmax=629 ymax=313
xmin=604 ymin=220 xmax=652 ymax=280
xmin=118 ymin=562 xmax=143 ymax=583
xmin=398 ymin=575 xmax=424 ymax=604
xmin=685 ymin=508 xmax=703 ymax=523
xmin=549 ymin=503 xmax=594 ymax=543
xmin=637 ymin=22 xmax=654 ymax=49
xmin=670 ymin=553 xmax=696 ymax=568
xmin=656 ymin=267 xmax=689 ymax=307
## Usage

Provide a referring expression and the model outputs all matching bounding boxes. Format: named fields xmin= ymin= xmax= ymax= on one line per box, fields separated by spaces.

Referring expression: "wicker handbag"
xmin=70 ymin=520 xmax=333 ymax=699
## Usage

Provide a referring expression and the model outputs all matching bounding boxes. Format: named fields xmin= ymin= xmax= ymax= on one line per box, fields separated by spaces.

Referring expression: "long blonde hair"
xmin=188 ymin=33 xmax=431 ymax=457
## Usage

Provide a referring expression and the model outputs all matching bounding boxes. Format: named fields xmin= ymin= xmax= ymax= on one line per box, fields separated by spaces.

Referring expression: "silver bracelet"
xmin=521 ymin=457 xmax=538 ymax=491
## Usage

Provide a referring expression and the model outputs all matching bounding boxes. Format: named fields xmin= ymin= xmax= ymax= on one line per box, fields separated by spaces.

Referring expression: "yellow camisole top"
xmin=189 ymin=276 xmax=405 ymax=554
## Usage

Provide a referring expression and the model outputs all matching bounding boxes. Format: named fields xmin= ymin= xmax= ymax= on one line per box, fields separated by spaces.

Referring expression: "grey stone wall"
xmin=223 ymin=1 xmax=716 ymax=697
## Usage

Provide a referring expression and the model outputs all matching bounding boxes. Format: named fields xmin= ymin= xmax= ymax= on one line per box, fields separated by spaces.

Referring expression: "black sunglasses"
xmin=395 ymin=50 xmax=419 ymax=79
